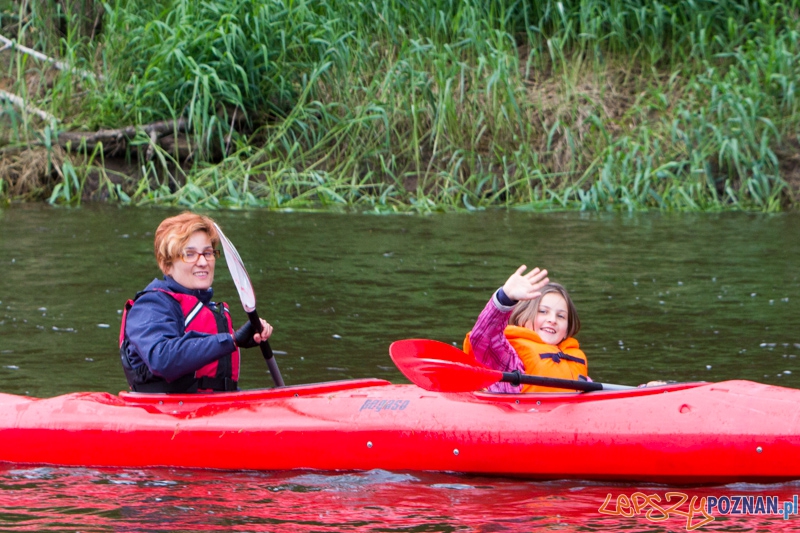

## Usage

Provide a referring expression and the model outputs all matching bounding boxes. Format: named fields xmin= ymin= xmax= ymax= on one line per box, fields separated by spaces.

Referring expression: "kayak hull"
xmin=1 ymin=378 xmax=799 ymax=483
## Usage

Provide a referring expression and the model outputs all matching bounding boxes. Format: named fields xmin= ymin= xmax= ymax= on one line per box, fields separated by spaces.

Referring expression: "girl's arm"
xmin=467 ymin=265 xmax=549 ymax=393
xmin=470 ymin=291 xmax=525 ymax=373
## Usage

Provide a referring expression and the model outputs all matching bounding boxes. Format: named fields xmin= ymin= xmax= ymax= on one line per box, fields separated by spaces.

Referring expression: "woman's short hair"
xmin=508 ymin=282 xmax=581 ymax=340
xmin=153 ymin=212 xmax=219 ymax=274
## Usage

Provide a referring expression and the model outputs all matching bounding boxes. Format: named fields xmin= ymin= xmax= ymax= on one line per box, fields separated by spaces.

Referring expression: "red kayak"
xmin=0 ymin=376 xmax=798 ymax=483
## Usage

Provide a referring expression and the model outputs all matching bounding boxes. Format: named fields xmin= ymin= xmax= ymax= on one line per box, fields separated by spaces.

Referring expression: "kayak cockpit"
xmin=118 ymin=378 xmax=392 ymax=415
xmin=469 ymin=380 xmax=707 ymax=408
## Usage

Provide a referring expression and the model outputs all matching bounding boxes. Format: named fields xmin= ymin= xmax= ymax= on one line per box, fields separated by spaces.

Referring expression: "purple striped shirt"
xmin=469 ymin=291 xmax=523 ymax=393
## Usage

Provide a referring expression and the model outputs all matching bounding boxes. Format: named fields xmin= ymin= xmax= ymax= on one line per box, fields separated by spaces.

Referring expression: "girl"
xmin=463 ymin=265 xmax=588 ymax=393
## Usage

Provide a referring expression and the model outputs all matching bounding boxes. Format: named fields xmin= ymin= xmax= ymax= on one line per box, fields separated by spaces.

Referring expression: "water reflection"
xmin=3 ymin=466 xmax=800 ymax=532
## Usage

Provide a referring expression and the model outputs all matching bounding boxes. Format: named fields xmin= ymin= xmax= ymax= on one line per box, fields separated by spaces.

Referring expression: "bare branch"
xmin=0 ymin=33 xmax=104 ymax=82
xmin=0 ymin=89 xmax=59 ymax=123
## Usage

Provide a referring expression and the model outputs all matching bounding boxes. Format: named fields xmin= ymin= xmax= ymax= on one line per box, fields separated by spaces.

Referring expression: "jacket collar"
xmin=146 ymin=276 xmax=215 ymax=305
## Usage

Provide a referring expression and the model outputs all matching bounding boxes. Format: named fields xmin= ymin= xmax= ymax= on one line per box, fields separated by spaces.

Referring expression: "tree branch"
xmin=0 ymin=33 xmax=103 ymax=82
xmin=0 ymin=89 xmax=59 ymax=123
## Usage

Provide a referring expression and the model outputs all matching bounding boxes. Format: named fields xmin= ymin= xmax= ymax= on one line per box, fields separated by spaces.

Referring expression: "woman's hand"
xmin=235 ymin=319 xmax=273 ymax=348
xmin=253 ymin=319 xmax=273 ymax=344
xmin=502 ymin=265 xmax=549 ymax=301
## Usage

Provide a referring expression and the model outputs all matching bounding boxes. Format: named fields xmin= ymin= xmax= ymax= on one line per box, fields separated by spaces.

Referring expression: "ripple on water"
xmin=4 ymin=464 xmax=800 ymax=531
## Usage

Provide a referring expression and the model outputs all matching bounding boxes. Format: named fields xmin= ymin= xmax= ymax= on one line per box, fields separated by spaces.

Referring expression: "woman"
xmin=119 ymin=212 xmax=272 ymax=392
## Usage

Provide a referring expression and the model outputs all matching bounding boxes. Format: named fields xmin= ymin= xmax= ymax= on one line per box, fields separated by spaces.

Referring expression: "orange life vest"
xmin=464 ymin=326 xmax=588 ymax=393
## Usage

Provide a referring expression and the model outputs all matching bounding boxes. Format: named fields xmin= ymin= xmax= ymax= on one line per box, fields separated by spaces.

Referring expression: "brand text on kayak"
xmin=359 ymin=399 xmax=410 ymax=412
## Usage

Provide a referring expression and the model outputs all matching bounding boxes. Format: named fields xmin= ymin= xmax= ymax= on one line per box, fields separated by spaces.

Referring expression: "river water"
xmin=1 ymin=204 xmax=800 ymax=531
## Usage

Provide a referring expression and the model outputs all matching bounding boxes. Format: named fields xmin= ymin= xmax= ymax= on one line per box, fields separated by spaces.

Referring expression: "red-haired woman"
xmin=119 ymin=212 xmax=272 ymax=393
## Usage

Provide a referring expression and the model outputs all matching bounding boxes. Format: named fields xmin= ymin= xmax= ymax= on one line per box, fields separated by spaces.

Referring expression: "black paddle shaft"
xmin=503 ymin=371 xmax=604 ymax=392
xmin=247 ymin=309 xmax=285 ymax=387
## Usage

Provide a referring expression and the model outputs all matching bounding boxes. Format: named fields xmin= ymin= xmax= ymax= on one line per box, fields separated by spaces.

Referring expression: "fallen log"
xmin=57 ymin=118 xmax=189 ymax=159
xmin=7 ymin=111 xmax=245 ymax=162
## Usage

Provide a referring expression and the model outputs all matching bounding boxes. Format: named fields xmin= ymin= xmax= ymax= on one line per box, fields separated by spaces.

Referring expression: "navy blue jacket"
xmin=123 ymin=276 xmax=237 ymax=382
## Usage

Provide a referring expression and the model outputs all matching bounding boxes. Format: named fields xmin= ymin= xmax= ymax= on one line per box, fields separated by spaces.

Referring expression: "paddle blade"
xmin=390 ymin=339 xmax=503 ymax=392
xmin=214 ymin=223 xmax=256 ymax=312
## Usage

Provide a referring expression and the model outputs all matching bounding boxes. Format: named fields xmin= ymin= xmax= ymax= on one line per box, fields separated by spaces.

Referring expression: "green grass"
xmin=1 ymin=0 xmax=799 ymax=211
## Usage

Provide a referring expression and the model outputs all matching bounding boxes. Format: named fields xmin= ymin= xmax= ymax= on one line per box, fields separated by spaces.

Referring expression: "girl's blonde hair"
xmin=508 ymin=282 xmax=581 ymax=340
xmin=153 ymin=212 xmax=219 ymax=274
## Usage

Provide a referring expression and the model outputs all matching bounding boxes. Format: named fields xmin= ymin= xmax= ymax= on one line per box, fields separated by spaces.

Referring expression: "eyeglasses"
xmin=180 ymin=249 xmax=221 ymax=263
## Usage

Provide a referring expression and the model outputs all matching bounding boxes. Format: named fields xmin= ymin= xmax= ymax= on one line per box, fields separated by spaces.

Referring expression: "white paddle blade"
xmin=214 ymin=223 xmax=256 ymax=312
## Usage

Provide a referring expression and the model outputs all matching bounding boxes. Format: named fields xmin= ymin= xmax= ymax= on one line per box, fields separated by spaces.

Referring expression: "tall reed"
xmin=1 ymin=0 xmax=798 ymax=211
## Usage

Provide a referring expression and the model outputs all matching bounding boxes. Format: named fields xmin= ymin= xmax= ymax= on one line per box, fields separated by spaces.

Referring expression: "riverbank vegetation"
xmin=1 ymin=0 xmax=799 ymax=211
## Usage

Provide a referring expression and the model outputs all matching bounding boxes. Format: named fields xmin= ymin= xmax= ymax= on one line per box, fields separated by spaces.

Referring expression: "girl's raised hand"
xmin=502 ymin=265 xmax=549 ymax=301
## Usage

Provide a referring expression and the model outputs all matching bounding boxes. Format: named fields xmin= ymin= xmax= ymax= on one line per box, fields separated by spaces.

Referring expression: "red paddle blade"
xmin=389 ymin=339 xmax=503 ymax=392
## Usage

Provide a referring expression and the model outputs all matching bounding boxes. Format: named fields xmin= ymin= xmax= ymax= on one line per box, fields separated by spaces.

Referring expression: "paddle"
xmin=389 ymin=338 xmax=633 ymax=392
xmin=214 ymin=223 xmax=285 ymax=387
